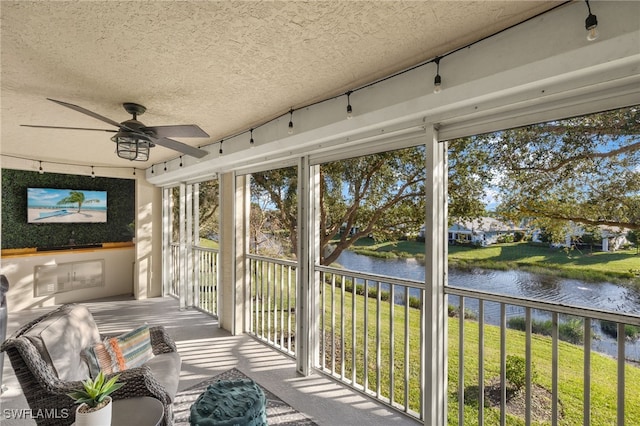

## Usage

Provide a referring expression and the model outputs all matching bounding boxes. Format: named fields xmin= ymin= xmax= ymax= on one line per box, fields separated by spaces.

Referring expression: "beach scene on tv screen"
xmin=27 ymin=188 xmax=107 ymax=223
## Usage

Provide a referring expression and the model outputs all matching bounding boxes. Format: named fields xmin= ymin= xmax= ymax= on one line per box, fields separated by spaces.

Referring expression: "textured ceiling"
xmin=1 ymin=1 xmax=561 ymax=171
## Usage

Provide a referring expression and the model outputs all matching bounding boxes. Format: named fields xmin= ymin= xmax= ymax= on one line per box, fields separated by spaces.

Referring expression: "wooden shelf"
xmin=1 ymin=242 xmax=134 ymax=258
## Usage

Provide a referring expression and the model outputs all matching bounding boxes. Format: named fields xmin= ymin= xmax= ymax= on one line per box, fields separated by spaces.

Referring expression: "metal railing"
xmin=315 ymin=265 xmax=425 ymax=419
xmin=446 ymin=286 xmax=640 ymax=426
xmin=169 ymin=243 xmax=219 ymax=316
xmin=169 ymin=243 xmax=180 ymax=298
xmin=193 ymin=246 xmax=219 ymax=316
xmin=247 ymin=254 xmax=297 ymax=356
xmin=188 ymin=247 xmax=640 ymax=424
xmin=313 ymin=265 xmax=640 ymax=424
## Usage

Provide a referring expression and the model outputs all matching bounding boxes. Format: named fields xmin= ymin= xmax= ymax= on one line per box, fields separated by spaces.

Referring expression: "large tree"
xmin=251 ymin=146 xmax=425 ymax=265
xmin=449 ymin=106 xmax=640 ymax=241
xmin=197 ymin=180 xmax=220 ymax=240
xmin=249 ymin=106 xmax=639 ymax=262
xmin=170 ymin=179 xmax=220 ymax=243
xmin=251 ymin=167 xmax=298 ymax=256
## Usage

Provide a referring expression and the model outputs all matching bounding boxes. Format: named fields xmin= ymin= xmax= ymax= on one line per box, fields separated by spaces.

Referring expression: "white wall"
xmin=0 ymin=167 xmax=162 ymax=311
xmin=1 ymin=247 xmax=134 ymax=312
xmin=134 ymin=177 xmax=163 ymax=299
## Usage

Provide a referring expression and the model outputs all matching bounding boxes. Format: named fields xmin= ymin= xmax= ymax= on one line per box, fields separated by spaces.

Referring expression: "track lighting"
xmin=288 ymin=109 xmax=294 ymax=135
xmin=250 ymin=128 xmax=255 ymax=146
xmin=346 ymin=91 xmax=353 ymax=119
xmin=39 ymin=161 xmax=44 ymax=174
xmin=584 ymin=1 xmax=598 ymax=41
xmin=433 ymin=57 xmax=442 ymax=94
xmin=91 ymin=166 xmax=96 ymax=178
xmin=219 ymin=140 xmax=224 ymax=155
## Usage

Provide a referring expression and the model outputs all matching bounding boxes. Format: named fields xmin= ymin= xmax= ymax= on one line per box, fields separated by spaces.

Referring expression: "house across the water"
xmin=419 ymin=217 xmax=522 ymax=246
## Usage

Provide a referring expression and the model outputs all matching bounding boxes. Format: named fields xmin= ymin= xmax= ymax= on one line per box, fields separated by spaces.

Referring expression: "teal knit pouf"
xmin=189 ymin=378 xmax=268 ymax=426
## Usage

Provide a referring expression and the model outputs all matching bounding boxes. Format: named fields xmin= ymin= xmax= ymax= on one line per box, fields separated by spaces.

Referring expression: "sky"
xmin=27 ymin=188 xmax=107 ymax=208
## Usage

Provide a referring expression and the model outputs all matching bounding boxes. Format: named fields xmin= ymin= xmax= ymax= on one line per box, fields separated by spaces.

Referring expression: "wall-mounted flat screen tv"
xmin=27 ymin=188 xmax=107 ymax=224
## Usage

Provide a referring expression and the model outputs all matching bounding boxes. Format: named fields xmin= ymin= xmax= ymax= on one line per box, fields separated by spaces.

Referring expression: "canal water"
xmin=335 ymin=250 xmax=640 ymax=361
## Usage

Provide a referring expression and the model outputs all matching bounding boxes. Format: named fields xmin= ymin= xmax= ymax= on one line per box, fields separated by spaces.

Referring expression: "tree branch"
xmin=515 ymin=140 xmax=640 ymax=173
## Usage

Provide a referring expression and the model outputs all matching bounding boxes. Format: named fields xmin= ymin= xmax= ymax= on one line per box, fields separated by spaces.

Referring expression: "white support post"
xmin=186 ymin=183 xmax=194 ymax=307
xmin=193 ymin=182 xmax=200 ymax=308
xmin=179 ymin=183 xmax=187 ymax=310
xmin=296 ymin=156 xmax=314 ymax=375
xmin=310 ymin=163 xmax=321 ymax=370
xmin=239 ymin=174 xmax=251 ymax=333
xmin=162 ymin=187 xmax=170 ymax=296
xmin=219 ymin=172 xmax=240 ymax=334
xmin=423 ymin=126 xmax=448 ymax=426
xmin=227 ymin=172 xmax=244 ymax=334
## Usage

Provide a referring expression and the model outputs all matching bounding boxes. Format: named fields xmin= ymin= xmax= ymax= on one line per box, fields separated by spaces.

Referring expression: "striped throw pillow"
xmin=82 ymin=324 xmax=155 ymax=376
xmin=106 ymin=324 xmax=155 ymax=371
xmin=81 ymin=342 xmax=113 ymax=377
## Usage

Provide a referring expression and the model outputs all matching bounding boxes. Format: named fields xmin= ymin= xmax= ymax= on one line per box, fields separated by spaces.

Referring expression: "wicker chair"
xmin=0 ymin=304 xmax=180 ymax=425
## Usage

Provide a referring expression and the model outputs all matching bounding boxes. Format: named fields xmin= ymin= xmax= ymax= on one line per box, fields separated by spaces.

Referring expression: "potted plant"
xmin=67 ymin=371 xmax=124 ymax=426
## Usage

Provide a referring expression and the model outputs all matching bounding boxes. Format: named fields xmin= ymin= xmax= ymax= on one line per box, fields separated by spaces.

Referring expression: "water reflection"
xmin=335 ymin=250 xmax=640 ymax=361
xmin=336 ymin=251 xmax=640 ymax=314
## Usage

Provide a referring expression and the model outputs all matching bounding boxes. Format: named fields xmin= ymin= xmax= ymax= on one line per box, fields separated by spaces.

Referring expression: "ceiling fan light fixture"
xmin=112 ymin=131 xmax=152 ymax=161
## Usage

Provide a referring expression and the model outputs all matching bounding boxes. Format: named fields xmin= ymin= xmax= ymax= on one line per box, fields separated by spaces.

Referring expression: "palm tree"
xmin=56 ymin=191 xmax=99 ymax=213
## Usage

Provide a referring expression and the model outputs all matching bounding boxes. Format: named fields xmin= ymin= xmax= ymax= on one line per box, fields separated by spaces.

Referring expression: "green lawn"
xmin=250 ymin=251 xmax=640 ymax=424
xmin=198 ymin=238 xmax=219 ymax=249
xmin=317 ymin=280 xmax=640 ymax=425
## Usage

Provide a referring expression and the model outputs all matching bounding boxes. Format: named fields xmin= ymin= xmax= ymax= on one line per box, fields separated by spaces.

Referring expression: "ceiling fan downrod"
xmin=122 ymin=102 xmax=146 ymax=120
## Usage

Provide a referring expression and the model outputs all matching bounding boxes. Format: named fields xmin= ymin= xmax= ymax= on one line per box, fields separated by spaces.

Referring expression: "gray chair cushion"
xmin=23 ymin=304 xmax=101 ymax=381
xmin=144 ymin=351 xmax=181 ymax=401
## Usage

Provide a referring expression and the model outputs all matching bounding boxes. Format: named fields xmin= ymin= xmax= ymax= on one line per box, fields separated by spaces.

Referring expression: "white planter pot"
xmin=75 ymin=396 xmax=112 ymax=426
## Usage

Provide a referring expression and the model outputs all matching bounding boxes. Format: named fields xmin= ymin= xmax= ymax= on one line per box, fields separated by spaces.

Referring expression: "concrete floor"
xmin=1 ymin=296 xmax=419 ymax=426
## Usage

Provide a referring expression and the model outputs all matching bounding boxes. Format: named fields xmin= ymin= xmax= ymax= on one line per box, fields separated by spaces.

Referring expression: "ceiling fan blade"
xmin=143 ymin=125 xmax=209 ymax=138
xmin=47 ymin=98 xmax=125 ymax=129
xmin=153 ymin=137 xmax=209 ymax=158
xmin=21 ymin=124 xmax=116 ymax=132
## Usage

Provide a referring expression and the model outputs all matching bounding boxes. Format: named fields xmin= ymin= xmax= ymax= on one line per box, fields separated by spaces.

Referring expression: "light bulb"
xmin=433 ymin=74 xmax=442 ymax=94
xmin=433 ymin=57 xmax=442 ymax=94
xmin=288 ymin=109 xmax=294 ymax=135
xmin=249 ymin=129 xmax=255 ymax=147
xmin=585 ymin=3 xmax=598 ymax=42
xmin=38 ymin=161 xmax=44 ymax=174
xmin=347 ymin=104 xmax=353 ymax=120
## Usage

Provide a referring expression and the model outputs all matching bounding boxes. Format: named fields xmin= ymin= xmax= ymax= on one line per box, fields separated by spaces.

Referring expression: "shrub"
xmin=408 ymin=296 xmax=421 ymax=309
xmin=600 ymin=320 xmax=640 ymax=341
xmin=507 ymin=317 xmax=552 ymax=336
xmin=559 ymin=318 xmax=584 ymax=344
xmin=447 ymin=305 xmax=478 ymax=320
xmin=508 ymin=316 xmax=584 ymax=343
xmin=506 ymin=355 xmax=537 ymax=391
xmin=507 ymin=317 xmax=526 ymax=331
xmin=497 ymin=234 xmax=515 ymax=244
